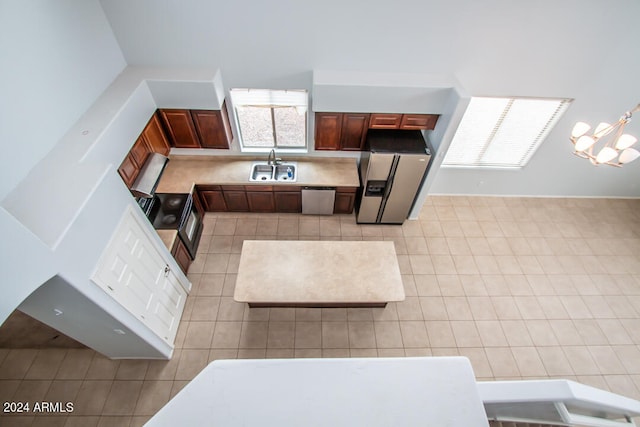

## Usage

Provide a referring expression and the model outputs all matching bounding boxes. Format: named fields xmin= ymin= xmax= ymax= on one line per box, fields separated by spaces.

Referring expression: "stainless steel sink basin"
xmin=274 ymin=164 xmax=296 ymax=182
xmin=249 ymin=162 xmax=297 ymax=182
xmin=250 ymin=164 xmax=274 ymax=182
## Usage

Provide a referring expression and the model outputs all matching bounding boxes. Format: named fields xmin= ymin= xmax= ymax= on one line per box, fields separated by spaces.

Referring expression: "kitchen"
xmin=3 ymin=65 xmax=460 ymax=359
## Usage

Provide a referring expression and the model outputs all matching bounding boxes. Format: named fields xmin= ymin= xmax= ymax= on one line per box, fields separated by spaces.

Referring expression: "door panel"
xmin=380 ymin=154 xmax=430 ymax=224
xmin=357 ymin=196 xmax=383 ymax=223
xmin=365 ymin=153 xmax=394 ymax=181
xmin=92 ymin=207 xmax=188 ymax=344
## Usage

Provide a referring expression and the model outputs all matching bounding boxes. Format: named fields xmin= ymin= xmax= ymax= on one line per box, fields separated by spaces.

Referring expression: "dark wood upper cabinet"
xmin=340 ymin=113 xmax=370 ymax=151
xmin=143 ymin=113 xmax=171 ymax=155
xmin=130 ymin=136 xmax=151 ymax=167
xmin=117 ymin=154 xmax=139 ymax=188
xmin=118 ymin=136 xmax=151 ymax=188
xmin=369 ymin=113 xmax=403 ymax=129
xmin=314 ymin=112 xmax=342 ymax=150
xmin=159 ymin=109 xmax=201 ymax=148
xmin=315 ymin=111 xmax=439 ymax=151
xmin=400 ymin=114 xmax=438 ymax=130
xmin=191 ymin=102 xmax=233 ymax=149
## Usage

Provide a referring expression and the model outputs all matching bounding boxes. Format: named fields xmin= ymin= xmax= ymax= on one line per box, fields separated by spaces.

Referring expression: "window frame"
xmin=230 ymin=88 xmax=309 ymax=152
xmin=442 ymin=96 xmax=572 ymax=169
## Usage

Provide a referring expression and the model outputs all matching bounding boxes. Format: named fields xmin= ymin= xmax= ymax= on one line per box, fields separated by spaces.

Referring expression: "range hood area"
xmin=130 ymin=152 xmax=169 ymax=198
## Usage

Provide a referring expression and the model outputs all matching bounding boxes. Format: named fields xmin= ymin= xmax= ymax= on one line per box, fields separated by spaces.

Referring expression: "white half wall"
xmin=0 ymin=0 xmax=126 ymax=325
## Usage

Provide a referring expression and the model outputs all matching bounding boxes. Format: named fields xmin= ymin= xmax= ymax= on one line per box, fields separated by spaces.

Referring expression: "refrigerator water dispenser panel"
xmin=365 ymin=180 xmax=387 ymax=197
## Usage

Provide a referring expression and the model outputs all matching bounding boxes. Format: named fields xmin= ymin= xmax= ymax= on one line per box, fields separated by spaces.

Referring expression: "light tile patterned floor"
xmin=2 ymin=196 xmax=640 ymax=426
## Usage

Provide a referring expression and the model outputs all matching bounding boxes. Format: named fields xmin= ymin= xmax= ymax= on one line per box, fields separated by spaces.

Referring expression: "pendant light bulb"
xmin=619 ymin=148 xmax=640 ymax=164
xmin=615 ymin=134 xmax=638 ymax=150
xmin=595 ymin=146 xmax=618 ymax=164
xmin=574 ymin=135 xmax=596 ymax=152
xmin=594 ymin=122 xmax=613 ymax=139
xmin=571 ymin=122 xmax=591 ymax=138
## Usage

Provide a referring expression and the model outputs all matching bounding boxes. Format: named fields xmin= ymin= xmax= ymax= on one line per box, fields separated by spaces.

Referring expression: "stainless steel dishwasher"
xmin=301 ymin=187 xmax=336 ymax=215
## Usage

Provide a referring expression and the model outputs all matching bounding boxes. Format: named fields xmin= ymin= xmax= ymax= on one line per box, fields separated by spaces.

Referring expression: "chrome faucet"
xmin=267 ymin=148 xmax=281 ymax=166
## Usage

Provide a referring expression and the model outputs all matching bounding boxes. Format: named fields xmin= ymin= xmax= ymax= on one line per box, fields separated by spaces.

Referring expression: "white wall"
xmin=0 ymin=0 xmax=126 ymax=324
xmin=99 ymin=0 xmax=640 ymax=197
xmin=0 ymin=1 xmax=181 ymax=359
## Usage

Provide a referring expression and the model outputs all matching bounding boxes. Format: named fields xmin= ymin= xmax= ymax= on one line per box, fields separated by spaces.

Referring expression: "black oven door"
xmin=178 ymin=195 xmax=203 ymax=260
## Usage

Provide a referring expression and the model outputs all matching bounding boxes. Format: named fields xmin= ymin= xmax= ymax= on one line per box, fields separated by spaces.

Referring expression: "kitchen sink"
xmin=274 ymin=164 xmax=296 ymax=182
xmin=249 ymin=162 xmax=297 ymax=182
xmin=250 ymin=164 xmax=274 ymax=181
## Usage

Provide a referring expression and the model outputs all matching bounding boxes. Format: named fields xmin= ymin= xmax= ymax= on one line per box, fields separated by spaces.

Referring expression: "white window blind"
xmin=230 ymin=89 xmax=307 ymax=107
xmin=442 ymin=97 xmax=571 ymax=168
xmin=230 ymin=89 xmax=308 ymax=149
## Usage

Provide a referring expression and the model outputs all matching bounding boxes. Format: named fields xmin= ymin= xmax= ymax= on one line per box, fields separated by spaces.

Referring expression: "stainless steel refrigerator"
xmin=357 ymin=130 xmax=432 ymax=224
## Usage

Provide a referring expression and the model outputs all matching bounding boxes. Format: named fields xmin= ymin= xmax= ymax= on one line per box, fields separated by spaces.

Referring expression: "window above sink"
xmin=230 ymin=89 xmax=308 ymax=153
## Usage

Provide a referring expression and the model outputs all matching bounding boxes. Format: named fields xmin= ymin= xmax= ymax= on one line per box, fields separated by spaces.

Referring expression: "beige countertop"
xmin=156 ymin=229 xmax=178 ymax=251
xmin=234 ymin=240 xmax=405 ymax=306
xmin=156 ymin=155 xmax=360 ymax=194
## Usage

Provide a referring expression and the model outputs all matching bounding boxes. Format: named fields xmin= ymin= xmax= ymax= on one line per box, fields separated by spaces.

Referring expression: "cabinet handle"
xmin=164 ymin=265 xmax=171 ymax=277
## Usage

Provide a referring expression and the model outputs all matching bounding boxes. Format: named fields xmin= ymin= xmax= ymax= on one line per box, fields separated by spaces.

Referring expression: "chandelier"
xmin=570 ymin=103 xmax=640 ymax=167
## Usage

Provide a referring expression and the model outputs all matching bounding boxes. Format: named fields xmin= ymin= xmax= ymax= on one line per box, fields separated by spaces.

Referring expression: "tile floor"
xmin=2 ymin=195 xmax=640 ymax=426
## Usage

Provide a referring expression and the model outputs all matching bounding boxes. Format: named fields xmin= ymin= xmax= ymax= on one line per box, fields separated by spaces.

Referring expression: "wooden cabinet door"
xmin=315 ymin=112 xmax=342 ymax=150
xmin=191 ymin=109 xmax=231 ymax=149
xmin=400 ymin=114 xmax=439 ymax=130
xmin=223 ymin=187 xmax=249 ymax=212
xmin=340 ymin=113 xmax=369 ymax=151
xmin=369 ymin=113 xmax=403 ymax=129
xmin=192 ymin=189 xmax=206 ymax=217
xmin=130 ymin=136 xmax=151 ymax=167
xmin=159 ymin=109 xmax=201 ymax=148
xmin=198 ymin=190 xmax=227 ymax=212
xmin=171 ymin=237 xmax=192 ymax=274
xmin=246 ymin=191 xmax=275 ymax=212
xmin=334 ymin=187 xmax=357 ymax=214
xmin=274 ymin=191 xmax=302 ymax=213
xmin=118 ymin=153 xmax=139 ymax=188
xmin=143 ymin=113 xmax=171 ymax=155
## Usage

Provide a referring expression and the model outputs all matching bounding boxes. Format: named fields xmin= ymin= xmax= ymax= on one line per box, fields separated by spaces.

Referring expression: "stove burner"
xmin=165 ymin=196 xmax=184 ymax=209
xmin=161 ymin=214 xmax=178 ymax=225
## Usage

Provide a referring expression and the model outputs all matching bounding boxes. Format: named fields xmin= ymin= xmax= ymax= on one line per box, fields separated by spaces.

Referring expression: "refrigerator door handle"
xmin=376 ymin=155 xmax=400 ymax=223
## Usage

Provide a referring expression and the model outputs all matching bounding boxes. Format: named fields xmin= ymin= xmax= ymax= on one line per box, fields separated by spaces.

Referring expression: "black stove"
xmin=138 ymin=192 xmax=203 ymax=260
xmin=148 ymin=193 xmax=190 ymax=229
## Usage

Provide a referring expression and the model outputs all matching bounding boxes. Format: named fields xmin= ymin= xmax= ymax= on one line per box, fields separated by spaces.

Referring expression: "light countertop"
xmin=235 ymin=240 xmax=404 ymax=305
xmin=155 ymin=229 xmax=177 ymax=252
xmin=156 ymin=155 xmax=361 ymax=194
xmin=144 ymin=357 xmax=489 ymax=427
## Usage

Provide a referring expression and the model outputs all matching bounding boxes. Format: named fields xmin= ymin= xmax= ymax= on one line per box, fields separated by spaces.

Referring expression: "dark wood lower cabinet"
xmin=171 ymin=237 xmax=192 ymax=274
xmin=274 ymin=189 xmax=302 ymax=213
xmin=197 ymin=184 xmax=356 ymax=214
xmin=334 ymin=187 xmax=357 ymax=214
xmin=246 ymin=190 xmax=275 ymax=212
xmin=223 ymin=186 xmax=249 ymax=212
xmin=197 ymin=186 xmax=228 ymax=212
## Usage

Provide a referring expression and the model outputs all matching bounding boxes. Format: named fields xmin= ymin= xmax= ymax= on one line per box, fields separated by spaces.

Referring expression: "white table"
xmin=234 ymin=240 xmax=405 ymax=307
xmin=145 ymin=357 xmax=489 ymax=427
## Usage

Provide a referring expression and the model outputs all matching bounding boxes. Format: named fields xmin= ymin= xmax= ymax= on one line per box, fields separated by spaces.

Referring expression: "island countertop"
xmin=156 ymin=155 xmax=361 ymax=194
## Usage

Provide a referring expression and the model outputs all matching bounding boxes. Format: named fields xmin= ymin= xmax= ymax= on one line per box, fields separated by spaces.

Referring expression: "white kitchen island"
xmin=144 ymin=357 xmax=490 ymax=427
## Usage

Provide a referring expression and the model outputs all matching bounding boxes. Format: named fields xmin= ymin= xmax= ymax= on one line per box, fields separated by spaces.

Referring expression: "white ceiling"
xmin=99 ymin=0 xmax=640 ymax=197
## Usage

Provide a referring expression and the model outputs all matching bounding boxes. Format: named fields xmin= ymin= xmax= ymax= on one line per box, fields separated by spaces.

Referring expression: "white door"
xmin=92 ymin=206 xmax=187 ymax=344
